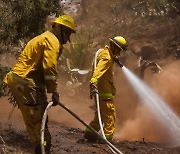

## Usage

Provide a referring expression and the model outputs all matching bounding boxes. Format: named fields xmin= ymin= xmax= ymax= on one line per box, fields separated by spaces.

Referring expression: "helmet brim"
xmin=109 ymin=38 xmax=127 ymax=51
xmin=49 ymin=21 xmax=76 ymax=33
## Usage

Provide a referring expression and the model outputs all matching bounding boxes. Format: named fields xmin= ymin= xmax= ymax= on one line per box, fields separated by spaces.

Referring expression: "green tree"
xmin=0 ymin=0 xmax=62 ymax=44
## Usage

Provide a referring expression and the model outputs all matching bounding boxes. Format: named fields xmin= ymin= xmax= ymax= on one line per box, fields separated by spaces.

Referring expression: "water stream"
xmin=121 ymin=66 xmax=180 ymax=146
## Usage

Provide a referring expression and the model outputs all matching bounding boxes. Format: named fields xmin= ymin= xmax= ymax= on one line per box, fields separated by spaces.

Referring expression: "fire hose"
xmin=41 ymin=49 xmax=124 ymax=154
xmin=93 ymin=49 xmax=123 ymax=154
xmin=95 ymin=93 xmax=123 ymax=154
xmin=41 ymin=101 xmax=123 ymax=154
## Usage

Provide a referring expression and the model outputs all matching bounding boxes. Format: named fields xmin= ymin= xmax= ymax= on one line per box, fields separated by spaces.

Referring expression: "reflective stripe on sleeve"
xmin=90 ymin=77 xmax=98 ymax=84
xmin=43 ymin=141 xmax=47 ymax=146
xmin=99 ymin=93 xmax=114 ymax=99
xmin=44 ymin=75 xmax=57 ymax=80
xmin=9 ymin=72 xmax=35 ymax=86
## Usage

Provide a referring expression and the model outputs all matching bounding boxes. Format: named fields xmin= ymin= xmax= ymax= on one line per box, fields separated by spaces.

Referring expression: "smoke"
xmin=153 ymin=61 xmax=180 ymax=114
xmin=48 ymin=94 xmax=94 ymax=129
xmin=0 ymin=64 xmax=94 ymax=130
xmin=1 ymin=52 xmax=180 ymax=146
xmin=114 ymin=60 xmax=180 ymax=146
xmin=0 ymin=98 xmax=25 ymax=130
xmin=115 ymin=105 xmax=171 ymax=144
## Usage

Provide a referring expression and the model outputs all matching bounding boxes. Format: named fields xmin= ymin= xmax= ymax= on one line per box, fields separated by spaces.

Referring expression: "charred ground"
xmin=1 ymin=121 xmax=180 ymax=154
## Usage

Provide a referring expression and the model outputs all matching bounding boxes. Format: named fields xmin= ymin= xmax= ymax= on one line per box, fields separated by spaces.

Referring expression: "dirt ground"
xmin=1 ymin=120 xmax=180 ymax=154
xmin=0 ymin=94 xmax=180 ymax=154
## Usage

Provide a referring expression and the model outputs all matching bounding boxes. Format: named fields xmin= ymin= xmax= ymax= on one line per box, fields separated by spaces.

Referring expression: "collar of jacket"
xmin=104 ymin=45 xmax=113 ymax=58
xmin=50 ymin=30 xmax=63 ymax=45
xmin=49 ymin=30 xmax=63 ymax=53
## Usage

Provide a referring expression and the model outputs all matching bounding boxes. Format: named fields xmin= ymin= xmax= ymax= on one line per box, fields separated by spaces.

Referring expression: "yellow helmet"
xmin=50 ymin=14 xmax=75 ymax=33
xmin=109 ymin=36 xmax=127 ymax=50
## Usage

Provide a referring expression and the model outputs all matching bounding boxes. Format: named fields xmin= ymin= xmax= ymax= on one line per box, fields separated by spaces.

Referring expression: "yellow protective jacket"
xmin=5 ymin=31 xmax=62 ymax=93
xmin=90 ymin=46 xmax=116 ymax=98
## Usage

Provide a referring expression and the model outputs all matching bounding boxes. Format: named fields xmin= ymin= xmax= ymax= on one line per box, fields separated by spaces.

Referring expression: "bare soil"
xmin=1 ymin=121 xmax=180 ymax=154
xmin=0 ymin=95 xmax=180 ymax=154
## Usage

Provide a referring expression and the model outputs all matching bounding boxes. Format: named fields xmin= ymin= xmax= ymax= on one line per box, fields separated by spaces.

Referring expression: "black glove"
xmin=52 ymin=91 xmax=60 ymax=106
xmin=90 ymin=84 xmax=98 ymax=99
xmin=114 ymin=56 xmax=123 ymax=67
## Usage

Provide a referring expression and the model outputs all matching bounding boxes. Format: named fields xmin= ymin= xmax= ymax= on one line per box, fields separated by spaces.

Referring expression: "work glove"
xmin=52 ymin=91 xmax=60 ymax=106
xmin=114 ymin=56 xmax=123 ymax=68
xmin=90 ymin=84 xmax=98 ymax=99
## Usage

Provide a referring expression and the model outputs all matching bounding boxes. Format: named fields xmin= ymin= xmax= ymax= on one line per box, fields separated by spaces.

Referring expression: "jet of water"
xmin=121 ymin=66 xmax=180 ymax=146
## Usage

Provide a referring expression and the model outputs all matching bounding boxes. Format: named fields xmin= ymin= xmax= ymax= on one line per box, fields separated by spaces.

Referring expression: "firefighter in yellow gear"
xmin=3 ymin=14 xmax=75 ymax=154
xmin=84 ymin=36 xmax=127 ymax=142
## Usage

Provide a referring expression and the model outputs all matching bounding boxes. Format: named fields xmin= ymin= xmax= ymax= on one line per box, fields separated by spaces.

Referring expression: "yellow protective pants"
xmin=86 ymin=98 xmax=116 ymax=140
xmin=4 ymin=73 xmax=51 ymax=152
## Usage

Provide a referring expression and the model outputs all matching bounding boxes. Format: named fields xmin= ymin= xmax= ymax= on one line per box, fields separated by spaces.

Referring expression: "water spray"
xmin=121 ymin=66 xmax=180 ymax=146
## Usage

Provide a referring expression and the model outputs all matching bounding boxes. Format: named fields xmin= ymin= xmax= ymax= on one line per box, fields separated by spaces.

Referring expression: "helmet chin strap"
xmin=112 ymin=45 xmax=121 ymax=55
xmin=60 ymin=26 xmax=65 ymax=44
xmin=60 ymin=26 xmax=71 ymax=44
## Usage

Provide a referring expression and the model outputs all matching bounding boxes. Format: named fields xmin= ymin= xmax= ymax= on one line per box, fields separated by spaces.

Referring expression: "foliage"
xmin=132 ymin=0 xmax=179 ymax=18
xmin=60 ymin=28 xmax=92 ymax=71
xmin=0 ymin=66 xmax=10 ymax=97
xmin=79 ymin=0 xmax=179 ymax=56
xmin=0 ymin=0 xmax=62 ymax=44
xmin=0 ymin=66 xmax=10 ymax=83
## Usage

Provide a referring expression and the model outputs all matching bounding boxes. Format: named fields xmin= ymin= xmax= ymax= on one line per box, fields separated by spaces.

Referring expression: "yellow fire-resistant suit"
xmin=85 ymin=45 xmax=116 ymax=140
xmin=3 ymin=31 xmax=61 ymax=152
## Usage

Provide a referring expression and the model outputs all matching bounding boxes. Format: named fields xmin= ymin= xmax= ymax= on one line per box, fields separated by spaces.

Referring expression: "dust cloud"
xmin=0 ymin=97 xmax=25 ymax=130
xmin=0 ymin=92 xmax=94 ymax=130
xmin=48 ymin=94 xmax=94 ymax=130
xmin=153 ymin=61 xmax=180 ymax=114
xmin=1 ymin=56 xmax=180 ymax=146
xmin=114 ymin=60 xmax=180 ymax=146
xmin=0 ymin=52 xmax=94 ymax=130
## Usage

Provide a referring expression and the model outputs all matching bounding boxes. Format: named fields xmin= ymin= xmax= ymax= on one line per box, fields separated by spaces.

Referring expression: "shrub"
xmin=0 ymin=0 xmax=62 ymax=44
